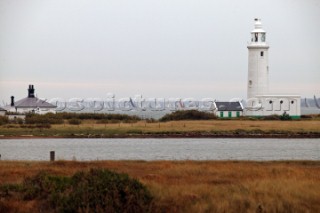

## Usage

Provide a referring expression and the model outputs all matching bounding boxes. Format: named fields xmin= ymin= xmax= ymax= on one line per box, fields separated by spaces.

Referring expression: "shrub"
xmin=3 ymin=169 xmax=153 ymax=213
xmin=68 ymin=119 xmax=81 ymax=125
xmin=25 ymin=113 xmax=63 ymax=125
xmin=160 ymin=110 xmax=217 ymax=121
xmin=58 ymin=112 xmax=141 ymax=122
xmin=10 ymin=117 xmax=24 ymax=124
xmin=301 ymin=115 xmax=312 ymax=119
xmin=280 ymin=112 xmax=292 ymax=120
xmin=22 ymin=112 xmax=142 ymax=124
xmin=16 ymin=118 xmax=24 ymax=124
xmin=0 ymin=116 xmax=9 ymax=125
xmin=62 ymin=169 xmax=153 ymax=213
xmin=262 ymin=114 xmax=281 ymax=120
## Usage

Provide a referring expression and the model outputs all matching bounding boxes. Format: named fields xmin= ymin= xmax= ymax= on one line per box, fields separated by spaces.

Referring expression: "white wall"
xmin=247 ymin=46 xmax=269 ymax=99
xmin=6 ymin=107 xmax=56 ymax=114
xmin=245 ymin=95 xmax=301 ymax=118
xmin=215 ymin=111 xmax=243 ymax=118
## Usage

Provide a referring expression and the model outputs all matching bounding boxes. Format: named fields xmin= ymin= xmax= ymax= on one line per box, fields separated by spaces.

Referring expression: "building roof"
xmin=9 ymin=85 xmax=56 ymax=109
xmin=0 ymin=107 xmax=7 ymax=111
xmin=14 ymin=97 xmax=56 ymax=108
xmin=215 ymin=102 xmax=243 ymax=111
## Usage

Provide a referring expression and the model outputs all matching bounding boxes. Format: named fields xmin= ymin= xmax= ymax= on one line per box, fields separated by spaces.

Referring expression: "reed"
xmin=0 ymin=161 xmax=319 ymax=212
xmin=0 ymin=120 xmax=319 ymax=137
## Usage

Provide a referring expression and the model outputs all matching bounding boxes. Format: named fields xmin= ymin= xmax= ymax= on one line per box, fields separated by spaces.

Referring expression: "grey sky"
xmin=0 ymin=0 xmax=319 ymax=103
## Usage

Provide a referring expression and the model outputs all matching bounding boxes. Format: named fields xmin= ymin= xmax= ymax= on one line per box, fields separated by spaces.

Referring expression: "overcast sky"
xmin=0 ymin=0 xmax=319 ymax=103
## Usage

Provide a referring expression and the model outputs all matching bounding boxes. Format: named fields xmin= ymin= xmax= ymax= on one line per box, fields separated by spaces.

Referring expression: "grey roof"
xmin=215 ymin=102 xmax=243 ymax=111
xmin=14 ymin=97 xmax=56 ymax=108
xmin=0 ymin=107 xmax=6 ymax=111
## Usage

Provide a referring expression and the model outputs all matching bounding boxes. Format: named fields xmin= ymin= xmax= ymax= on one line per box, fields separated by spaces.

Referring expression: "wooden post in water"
xmin=50 ymin=151 xmax=55 ymax=161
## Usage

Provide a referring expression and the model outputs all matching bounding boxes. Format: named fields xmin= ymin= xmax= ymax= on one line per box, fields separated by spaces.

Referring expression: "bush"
xmin=63 ymin=169 xmax=153 ymax=213
xmin=68 ymin=119 xmax=81 ymax=125
xmin=0 ymin=116 xmax=9 ymax=125
xmin=301 ymin=115 xmax=312 ymax=119
xmin=22 ymin=112 xmax=142 ymax=124
xmin=262 ymin=114 xmax=281 ymax=120
xmin=16 ymin=118 xmax=24 ymax=124
xmin=280 ymin=112 xmax=292 ymax=120
xmin=58 ymin=112 xmax=141 ymax=122
xmin=9 ymin=117 xmax=24 ymax=125
xmin=4 ymin=169 xmax=153 ymax=213
xmin=160 ymin=110 xmax=217 ymax=122
xmin=25 ymin=113 xmax=63 ymax=125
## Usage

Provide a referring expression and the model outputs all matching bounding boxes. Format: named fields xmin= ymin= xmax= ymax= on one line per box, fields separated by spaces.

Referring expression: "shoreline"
xmin=1 ymin=132 xmax=320 ymax=139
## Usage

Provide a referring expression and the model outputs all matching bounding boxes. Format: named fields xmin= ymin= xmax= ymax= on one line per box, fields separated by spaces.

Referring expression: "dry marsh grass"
xmin=0 ymin=161 xmax=319 ymax=212
xmin=57 ymin=120 xmax=320 ymax=132
xmin=1 ymin=120 xmax=319 ymax=137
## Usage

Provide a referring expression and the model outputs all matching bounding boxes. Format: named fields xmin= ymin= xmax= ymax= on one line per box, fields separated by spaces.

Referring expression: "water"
xmin=0 ymin=138 xmax=319 ymax=161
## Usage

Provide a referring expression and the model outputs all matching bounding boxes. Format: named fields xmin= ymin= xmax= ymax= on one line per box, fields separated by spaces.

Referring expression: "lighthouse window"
xmin=255 ymin=33 xmax=258 ymax=42
xmin=260 ymin=51 xmax=264 ymax=57
xmin=261 ymin=33 xmax=266 ymax=42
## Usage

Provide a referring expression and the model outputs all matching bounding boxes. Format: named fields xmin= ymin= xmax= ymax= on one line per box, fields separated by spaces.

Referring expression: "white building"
xmin=214 ymin=101 xmax=243 ymax=118
xmin=245 ymin=19 xmax=301 ymax=119
xmin=246 ymin=95 xmax=301 ymax=119
xmin=6 ymin=85 xmax=56 ymax=114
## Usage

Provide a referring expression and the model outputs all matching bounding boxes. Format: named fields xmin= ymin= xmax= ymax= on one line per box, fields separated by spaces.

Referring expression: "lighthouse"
xmin=245 ymin=18 xmax=301 ymax=118
xmin=247 ymin=18 xmax=269 ymax=99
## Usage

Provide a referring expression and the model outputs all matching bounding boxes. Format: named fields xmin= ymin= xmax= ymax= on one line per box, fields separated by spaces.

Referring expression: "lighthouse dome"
xmin=251 ymin=18 xmax=266 ymax=33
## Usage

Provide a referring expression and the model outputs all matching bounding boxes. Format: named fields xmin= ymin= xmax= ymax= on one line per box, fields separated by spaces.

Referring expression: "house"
xmin=7 ymin=85 xmax=56 ymax=114
xmin=214 ymin=101 xmax=243 ymax=118
xmin=0 ymin=107 xmax=6 ymax=116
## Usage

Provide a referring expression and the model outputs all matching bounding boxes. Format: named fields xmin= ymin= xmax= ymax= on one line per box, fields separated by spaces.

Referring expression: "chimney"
xmin=28 ymin=85 xmax=35 ymax=98
xmin=11 ymin=96 xmax=15 ymax=106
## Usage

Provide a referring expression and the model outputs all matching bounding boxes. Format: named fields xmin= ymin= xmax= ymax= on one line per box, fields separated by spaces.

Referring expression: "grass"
xmin=4 ymin=169 xmax=153 ymax=212
xmin=0 ymin=120 xmax=320 ymax=137
xmin=0 ymin=161 xmax=319 ymax=212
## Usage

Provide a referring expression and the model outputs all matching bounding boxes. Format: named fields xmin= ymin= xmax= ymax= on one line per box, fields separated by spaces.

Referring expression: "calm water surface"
xmin=0 ymin=138 xmax=319 ymax=161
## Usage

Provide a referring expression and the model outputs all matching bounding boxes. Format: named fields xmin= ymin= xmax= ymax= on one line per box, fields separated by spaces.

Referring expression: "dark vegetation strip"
xmin=1 ymin=110 xmax=320 ymax=127
xmin=0 ymin=169 xmax=153 ymax=213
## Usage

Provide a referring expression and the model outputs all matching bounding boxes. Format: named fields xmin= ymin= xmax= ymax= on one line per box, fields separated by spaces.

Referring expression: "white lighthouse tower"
xmin=247 ymin=18 xmax=269 ymax=99
xmin=245 ymin=18 xmax=301 ymax=118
